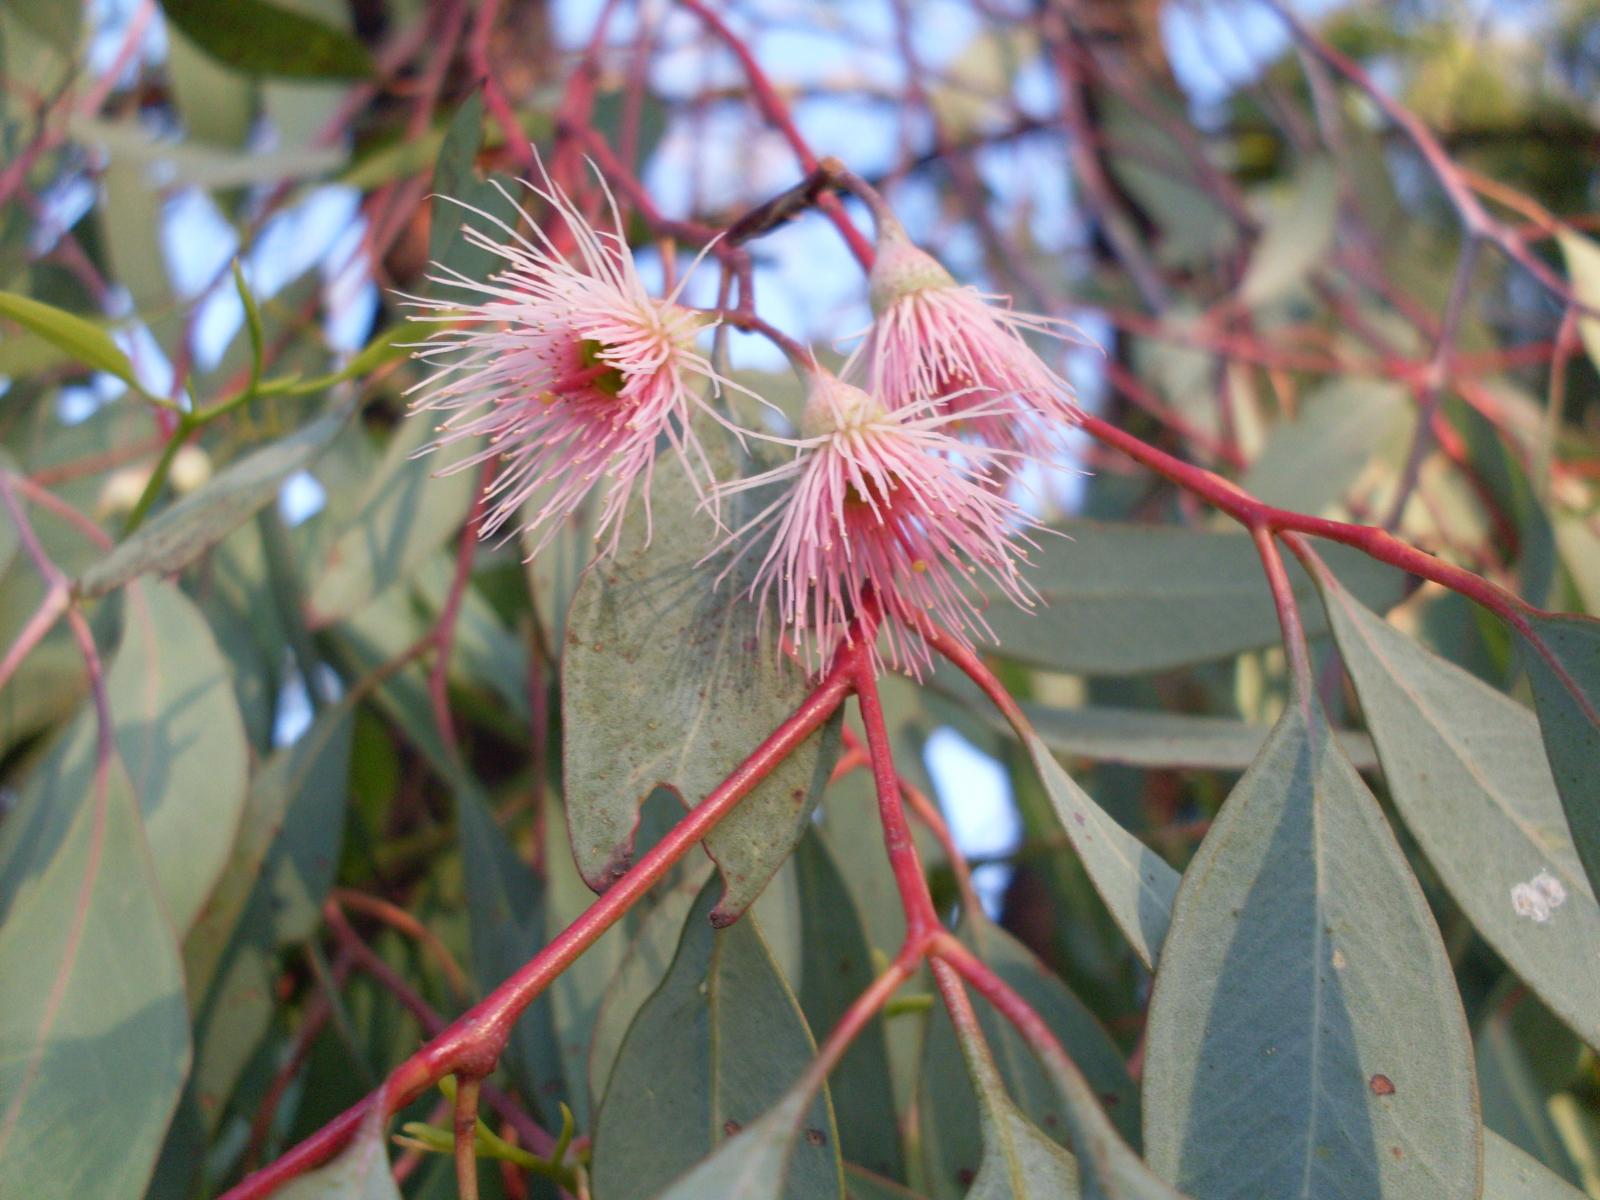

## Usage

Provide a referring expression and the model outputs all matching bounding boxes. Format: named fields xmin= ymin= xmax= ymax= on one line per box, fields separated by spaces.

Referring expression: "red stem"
xmin=221 ymin=654 xmax=854 ymax=1198
xmin=852 ymin=645 xmax=942 ymax=939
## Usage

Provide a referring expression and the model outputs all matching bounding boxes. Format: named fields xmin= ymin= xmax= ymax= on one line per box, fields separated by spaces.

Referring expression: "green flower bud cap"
xmin=868 ymin=216 xmax=958 ymax=314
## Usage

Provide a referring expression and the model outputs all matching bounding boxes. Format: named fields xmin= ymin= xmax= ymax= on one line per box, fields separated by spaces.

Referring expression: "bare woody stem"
xmin=220 ymin=652 xmax=855 ymax=1199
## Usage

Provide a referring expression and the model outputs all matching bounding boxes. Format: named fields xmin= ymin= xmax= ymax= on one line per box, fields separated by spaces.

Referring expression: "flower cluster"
xmin=407 ymin=164 xmax=1081 ymax=675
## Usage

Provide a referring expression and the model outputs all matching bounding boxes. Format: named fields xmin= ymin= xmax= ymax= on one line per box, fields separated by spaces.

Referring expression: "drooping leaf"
xmin=0 ymin=291 xmax=145 ymax=392
xmin=1238 ymin=157 xmax=1339 ymax=307
xmin=183 ymin=698 xmax=355 ymax=1127
xmin=983 ymin=524 xmax=1406 ymax=675
xmin=794 ymin=831 xmax=903 ymax=1180
xmin=80 ymin=403 xmax=351 ymax=597
xmin=919 ymin=972 xmax=1081 ymax=1200
xmin=1142 ymin=701 xmax=1480 ymax=1199
xmin=544 ymin=791 xmax=629 ymax=1130
xmin=109 ymin=580 xmax=249 ymax=934
xmin=1312 ymin=568 xmax=1600 ymax=1050
xmin=0 ymin=725 xmax=190 ymax=1199
xmin=1021 ymin=729 xmax=1178 ymax=971
xmin=1014 ymin=700 xmax=1376 ymax=770
xmin=961 ymin=914 xmax=1140 ymax=1148
xmin=454 ymin=777 xmax=560 ymax=1109
xmin=563 ymin=444 xmax=841 ymax=922
xmin=1519 ymin=613 xmax=1600 ymax=900
xmin=586 ymin=864 xmax=709 ymax=1109
xmin=157 ymin=0 xmax=373 ymax=80
xmin=304 ymin=413 xmax=482 ymax=626
xmin=590 ymin=878 xmax=841 ymax=1200
xmin=1483 ymin=1130 xmax=1589 ymax=1200
xmin=1240 ymin=378 xmax=1406 ymax=516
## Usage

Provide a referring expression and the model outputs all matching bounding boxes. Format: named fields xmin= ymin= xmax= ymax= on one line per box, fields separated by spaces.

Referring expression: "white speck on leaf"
xmin=1511 ymin=870 xmax=1568 ymax=924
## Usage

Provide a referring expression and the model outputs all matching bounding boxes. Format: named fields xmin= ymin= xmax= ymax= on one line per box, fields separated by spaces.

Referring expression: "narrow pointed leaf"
xmin=920 ymin=974 xmax=1081 ymax=1199
xmin=183 ymin=698 xmax=355 ymax=1127
xmin=795 ymin=831 xmax=903 ymax=1180
xmin=591 ymin=878 xmax=841 ymax=1200
xmin=1312 ymin=569 xmax=1600 ymax=1049
xmin=1022 ymin=729 xmax=1178 ymax=970
xmin=80 ymin=402 xmax=351 ymax=597
xmin=982 ymin=524 xmax=1405 ymax=675
xmin=0 ymin=290 xmax=145 ymax=391
xmin=0 ymin=726 xmax=189 ymax=1199
xmin=305 ymin=415 xmax=481 ymax=626
xmin=109 ymin=581 xmax=249 ymax=934
xmin=564 ymin=445 xmax=840 ymax=922
xmin=455 ymin=777 xmax=560 ymax=1106
xmin=1519 ymin=613 xmax=1600 ymax=900
xmin=1143 ymin=703 xmax=1480 ymax=1199
xmin=157 ymin=0 xmax=373 ymax=80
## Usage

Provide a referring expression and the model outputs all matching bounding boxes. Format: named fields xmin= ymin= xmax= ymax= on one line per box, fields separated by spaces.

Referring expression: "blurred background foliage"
xmin=1 ymin=0 xmax=1599 ymax=1197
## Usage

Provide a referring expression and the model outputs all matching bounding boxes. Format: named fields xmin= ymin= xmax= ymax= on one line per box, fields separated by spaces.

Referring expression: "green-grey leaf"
xmin=564 ymin=445 xmax=840 ymax=922
xmin=1484 ymin=1130 xmax=1588 ymax=1200
xmin=80 ymin=403 xmax=351 ymax=597
xmin=795 ymin=832 xmax=903 ymax=1180
xmin=962 ymin=913 xmax=1140 ymax=1148
xmin=455 ymin=777 xmax=560 ymax=1106
xmin=157 ymin=0 xmax=373 ymax=80
xmin=304 ymin=414 xmax=481 ymax=626
xmin=545 ymin=792 xmax=628 ymax=1129
xmin=275 ymin=1108 xmax=400 ymax=1199
xmin=1475 ymin=983 xmax=1585 ymax=1186
xmin=920 ymin=975 xmax=1080 ymax=1200
xmin=591 ymin=878 xmax=841 ymax=1200
xmin=587 ymin=866 xmax=710 ymax=1109
xmin=183 ymin=698 xmax=355 ymax=1127
xmin=0 ymin=290 xmax=144 ymax=392
xmin=984 ymin=524 xmax=1406 ymax=675
xmin=0 ymin=735 xmax=189 ymax=1199
xmin=1018 ymin=701 xmax=1376 ymax=770
xmin=650 ymin=1085 xmax=826 ymax=1200
xmin=1238 ymin=157 xmax=1339 ymax=307
xmin=1143 ymin=701 xmax=1480 ymax=1198
xmin=1240 ymin=378 xmax=1406 ymax=516
xmin=1313 ymin=570 xmax=1600 ymax=1050
xmin=1021 ymin=729 xmax=1178 ymax=971
xmin=109 ymin=581 xmax=248 ymax=934
xmin=1520 ymin=613 xmax=1600 ymax=900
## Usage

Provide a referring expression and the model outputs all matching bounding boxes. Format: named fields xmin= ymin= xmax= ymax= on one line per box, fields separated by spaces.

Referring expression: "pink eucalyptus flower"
xmin=715 ymin=368 xmax=1044 ymax=677
xmin=404 ymin=168 xmax=738 ymax=557
xmin=863 ymin=217 xmax=1082 ymax=452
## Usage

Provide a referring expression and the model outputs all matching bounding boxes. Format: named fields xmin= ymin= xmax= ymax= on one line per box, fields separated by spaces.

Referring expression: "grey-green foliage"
xmin=1312 ymin=567 xmax=1600 ymax=1051
xmin=591 ymin=878 xmax=842 ymax=1200
xmin=1143 ymin=701 xmax=1480 ymax=1199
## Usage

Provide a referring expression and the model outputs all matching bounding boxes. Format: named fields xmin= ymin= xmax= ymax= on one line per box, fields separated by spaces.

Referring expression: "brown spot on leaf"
xmin=1390 ymin=1146 xmax=1404 ymax=1160
xmin=723 ymin=1119 xmax=742 ymax=1136
xmin=804 ymin=1128 xmax=826 ymax=1147
xmin=957 ymin=1169 xmax=976 ymax=1186
xmin=1369 ymin=1074 xmax=1396 ymax=1096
